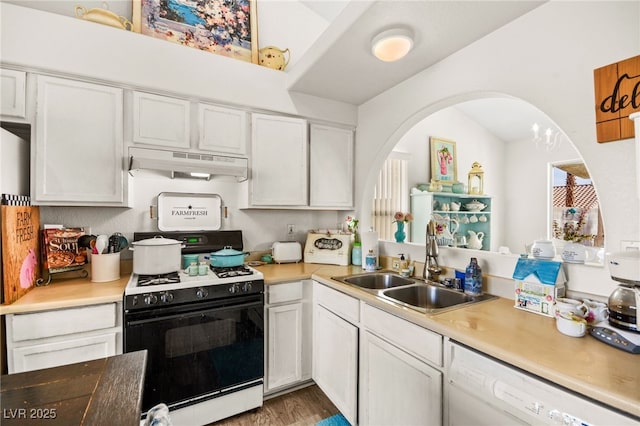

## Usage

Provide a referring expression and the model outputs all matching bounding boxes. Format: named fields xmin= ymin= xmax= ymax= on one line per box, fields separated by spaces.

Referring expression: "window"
xmin=551 ymin=162 xmax=604 ymax=247
xmin=371 ymin=153 xmax=409 ymax=240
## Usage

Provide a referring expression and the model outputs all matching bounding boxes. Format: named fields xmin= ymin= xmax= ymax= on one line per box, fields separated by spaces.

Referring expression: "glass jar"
xmin=352 ymin=242 xmax=362 ymax=266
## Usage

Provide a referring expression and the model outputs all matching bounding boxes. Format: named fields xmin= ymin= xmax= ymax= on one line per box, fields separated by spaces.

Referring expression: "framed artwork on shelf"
xmin=430 ymin=136 xmax=457 ymax=183
xmin=132 ymin=0 xmax=259 ymax=64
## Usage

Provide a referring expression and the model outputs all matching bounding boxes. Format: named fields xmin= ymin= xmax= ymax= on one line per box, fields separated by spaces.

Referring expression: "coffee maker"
xmin=590 ymin=251 xmax=640 ymax=353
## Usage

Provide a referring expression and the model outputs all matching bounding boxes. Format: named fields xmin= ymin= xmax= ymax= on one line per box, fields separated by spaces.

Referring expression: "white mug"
xmin=556 ymin=312 xmax=587 ymax=337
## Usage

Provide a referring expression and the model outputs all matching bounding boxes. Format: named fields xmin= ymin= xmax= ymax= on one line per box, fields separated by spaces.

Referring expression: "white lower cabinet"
xmin=359 ymin=331 xmax=442 ymax=425
xmin=265 ymin=280 xmax=312 ymax=394
xmin=311 ymin=281 xmax=444 ymax=425
xmin=312 ymin=282 xmax=359 ymax=425
xmin=5 ymin=303 xmax=123 ymax=373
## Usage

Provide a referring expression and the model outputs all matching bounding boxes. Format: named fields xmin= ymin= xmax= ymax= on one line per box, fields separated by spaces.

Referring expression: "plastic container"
xmin=365 ymin=249 xmax=377 ymax=272
xmin=352 ymin=242 xmax=362 ymax=266
xmin=464 ymin=257 xmax=482 ymax=296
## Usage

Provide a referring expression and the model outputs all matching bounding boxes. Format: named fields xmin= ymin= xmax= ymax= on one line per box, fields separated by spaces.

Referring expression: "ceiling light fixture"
xmin=371 ymin=28 xmax=414 ymax=62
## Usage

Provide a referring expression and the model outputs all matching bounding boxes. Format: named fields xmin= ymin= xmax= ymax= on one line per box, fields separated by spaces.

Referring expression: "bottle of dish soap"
xmin=365 ymin=249 xmax=377 ymax=272
xmin=464 ymin=257 xmax=482 ymax=296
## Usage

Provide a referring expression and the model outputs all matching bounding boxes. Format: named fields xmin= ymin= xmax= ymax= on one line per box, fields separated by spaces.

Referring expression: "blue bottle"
xmin=464 ymin=257 xmax=482 ymax=296
xmin=352 ymin=242 xmax=362 ymax=266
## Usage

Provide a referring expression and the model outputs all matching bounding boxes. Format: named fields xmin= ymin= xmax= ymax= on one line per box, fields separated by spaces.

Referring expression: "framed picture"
xmin=430 ymin=137 xmax=457 ymax=183
xmin=132 ymin=0 xmax=259 ymax=64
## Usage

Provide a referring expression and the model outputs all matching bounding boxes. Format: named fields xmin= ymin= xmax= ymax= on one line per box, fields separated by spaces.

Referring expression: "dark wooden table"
xmin=1 ymin=350 xmax=147 ymax=425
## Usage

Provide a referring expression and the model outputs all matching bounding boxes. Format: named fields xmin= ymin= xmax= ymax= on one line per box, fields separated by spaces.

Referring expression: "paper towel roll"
xmin=361 ymin=228 xmax=379 ymax=268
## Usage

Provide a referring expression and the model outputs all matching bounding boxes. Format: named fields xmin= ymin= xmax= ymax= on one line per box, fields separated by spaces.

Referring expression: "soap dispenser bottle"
xmin=398 ymin=254 xmax=408 ymax=270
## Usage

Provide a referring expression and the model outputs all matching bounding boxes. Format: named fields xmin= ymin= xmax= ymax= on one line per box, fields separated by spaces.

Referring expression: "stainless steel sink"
xmin=381 ymin=283 xmax=497 ymax=314
xmin=332 ymin=272 xmax=415 ymax=290
xmin=332 ymin=271 xmax=497 ymax=314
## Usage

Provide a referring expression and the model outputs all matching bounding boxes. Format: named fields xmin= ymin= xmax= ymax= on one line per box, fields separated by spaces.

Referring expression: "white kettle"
xmin=467 ymin=230 xmax=484 ymax=250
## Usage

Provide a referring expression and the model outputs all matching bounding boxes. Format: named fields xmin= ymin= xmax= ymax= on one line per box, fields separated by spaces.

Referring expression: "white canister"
xmin=91 ymin=252 xmax=121 ymax=282
xmin=531 ymin=240 xmax=555 ymax=259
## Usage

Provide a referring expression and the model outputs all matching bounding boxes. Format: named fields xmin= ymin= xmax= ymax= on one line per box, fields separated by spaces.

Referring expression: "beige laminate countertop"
xmin=257 ymin=263 xmax=640 ymax=420
xmin=2 ymin=262 xmax=638 ymax=418
xmin=0 ymin=275 xmax=128 ymax=315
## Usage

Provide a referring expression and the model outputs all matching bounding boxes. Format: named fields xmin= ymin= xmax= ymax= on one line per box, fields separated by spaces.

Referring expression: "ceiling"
xmin=288 ymin=0 xmax=545 ymax=106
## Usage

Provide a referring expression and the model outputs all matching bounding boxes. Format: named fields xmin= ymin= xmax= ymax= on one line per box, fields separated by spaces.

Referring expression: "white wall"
xmin=355 ymin=1 xmax=640 ymax=297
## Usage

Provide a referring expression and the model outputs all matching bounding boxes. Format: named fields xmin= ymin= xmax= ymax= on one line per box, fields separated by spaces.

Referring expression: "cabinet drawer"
xmin=11 ymin=304 xmax=117 ymax=342
xmin=314 ymin=281 xmax=359 ymax=324
xmin=11 ymin=332 xmax=118 ymax=373
xmin=267 ymin=281 xmax=303 ymax=305
xmin=362 ymin=303 xmax=442 ymax=367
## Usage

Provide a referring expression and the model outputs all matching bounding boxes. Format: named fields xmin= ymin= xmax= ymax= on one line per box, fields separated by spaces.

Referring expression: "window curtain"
xmin=371 ymin=156 xmax=408 ymax=240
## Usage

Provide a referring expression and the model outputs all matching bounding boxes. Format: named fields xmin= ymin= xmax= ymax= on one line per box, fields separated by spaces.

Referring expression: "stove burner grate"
xmin=211 ymin=265 xmax=254 ymax=279
xmin=137 ymin=272 xmax=181 ymax=286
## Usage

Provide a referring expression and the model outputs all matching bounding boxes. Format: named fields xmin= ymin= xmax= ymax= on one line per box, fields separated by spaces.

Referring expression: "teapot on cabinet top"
xmin=258 ymin=46 xmax=291 ymax=71
xmin=75 ymin=2 xmax=132 ymax=30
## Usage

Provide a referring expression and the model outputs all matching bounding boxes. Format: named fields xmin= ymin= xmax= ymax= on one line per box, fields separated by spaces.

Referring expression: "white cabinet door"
xmin=11 ymin=332 xmax=118 ymax=373
xmin=132 ymin=91 xmax=190 ymax=148
xmin=34 ymin=75 xmax=125 ymax=205
xmin=266 ymin=303 xmax=303 ymax=391
xmin=313 ymin=303 xmax=358 ymax=425
xmin=198 ymin=103 xmax=248 ymax=155
xmin=1 ymin=68 xmax=26 ymax=118
xmin=360 ymin=331 xmax=442 ymax=426
xmin=309 ymin=124 xmax=354 ymax=207
xmin=250 ymin=113 xmax=308 ymax=206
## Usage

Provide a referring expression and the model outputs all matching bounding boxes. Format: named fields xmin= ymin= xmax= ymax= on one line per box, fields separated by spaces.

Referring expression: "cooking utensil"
xmin=108 ymin=232 xmax=128 ymax=253
xmin=208 ymin=246 xmax=249 ymax=268
xmin=95 ymin=234 xmax=108 ymax=255
xmin=129 ymin=236 xmax=184 ymax=275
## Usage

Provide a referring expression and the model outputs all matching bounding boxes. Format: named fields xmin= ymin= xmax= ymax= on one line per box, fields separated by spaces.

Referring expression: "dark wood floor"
xmin=211 ymin=384 xmax=339 ymax=426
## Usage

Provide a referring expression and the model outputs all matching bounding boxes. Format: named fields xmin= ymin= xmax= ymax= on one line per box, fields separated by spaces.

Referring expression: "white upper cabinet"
xmin=309 ymin=124 xmax=354 ymax=208
xmin=250 ymin=113 xmax=308 ymax=206
xmin=1 ymin=68 xmax=26 ymax=118
xmin=131 ymin=91 xmax=190 ymax=149
xmin=198 ymin=103 xmax=248 ymax=155
xmin=33 ymin=75 xmax=126 ymax=206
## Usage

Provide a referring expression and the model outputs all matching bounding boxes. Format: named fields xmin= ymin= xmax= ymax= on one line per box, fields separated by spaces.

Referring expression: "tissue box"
xmin=513 ymin=258 xmax=565 ymax=317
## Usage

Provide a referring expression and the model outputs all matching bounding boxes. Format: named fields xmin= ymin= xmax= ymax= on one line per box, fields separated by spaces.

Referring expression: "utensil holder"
xmin=91 ymin=252 xmax=121 ymax=282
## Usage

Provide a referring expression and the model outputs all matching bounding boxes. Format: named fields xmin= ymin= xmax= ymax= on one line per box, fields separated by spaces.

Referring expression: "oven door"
xmin=124 ymin=294 xmax=264 ymax=413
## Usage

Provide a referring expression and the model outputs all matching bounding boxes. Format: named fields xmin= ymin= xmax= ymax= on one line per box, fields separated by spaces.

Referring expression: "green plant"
xmin=552 ymin=209 xmax=595 ymax=243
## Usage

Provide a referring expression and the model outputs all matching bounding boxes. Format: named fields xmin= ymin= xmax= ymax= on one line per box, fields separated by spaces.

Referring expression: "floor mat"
xmin=316 ymin=413 xmax=350 ymax=426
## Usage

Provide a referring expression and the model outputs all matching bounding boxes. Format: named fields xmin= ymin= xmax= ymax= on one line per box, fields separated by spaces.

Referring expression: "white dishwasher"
xmin=445 ymin=341 xmax=638 ymax=425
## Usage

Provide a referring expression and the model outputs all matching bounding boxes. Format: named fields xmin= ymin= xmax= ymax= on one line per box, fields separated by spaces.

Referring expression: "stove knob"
xmin=228 ymin=283 xmax=240 ymax=294
xmin=242 ymin=282 xmax=252 ymax=292
xmin=160 ymin=292 xmax=174 ymax=303
xmin=196 ymin=287 xmax=209 ymax=299
xmin=144 ymin=294 xmax=158 ymax=305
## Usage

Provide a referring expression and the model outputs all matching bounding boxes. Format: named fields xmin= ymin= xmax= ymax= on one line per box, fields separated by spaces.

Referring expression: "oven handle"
xmin=126 ymin=299 xmax=263 ymax=326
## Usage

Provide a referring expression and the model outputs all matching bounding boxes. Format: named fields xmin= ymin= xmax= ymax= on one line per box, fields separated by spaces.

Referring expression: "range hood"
xmin=128 ymin=147 xmax=248 ymax=181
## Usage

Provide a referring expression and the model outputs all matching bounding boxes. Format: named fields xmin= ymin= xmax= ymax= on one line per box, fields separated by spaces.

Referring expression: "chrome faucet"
xmin=423 ymin=220 xmax=442 ymax=282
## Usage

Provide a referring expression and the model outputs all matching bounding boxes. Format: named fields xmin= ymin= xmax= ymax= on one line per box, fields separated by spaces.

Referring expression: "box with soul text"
xmin=513 ymin=258 xmax=566 ymax=317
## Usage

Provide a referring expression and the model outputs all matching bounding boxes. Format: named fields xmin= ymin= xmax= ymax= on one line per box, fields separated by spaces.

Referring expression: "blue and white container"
xmin=464 ymin=257 xmax=482 ymax=296
xmin=365 ymin=249 xmax=377 ymax=272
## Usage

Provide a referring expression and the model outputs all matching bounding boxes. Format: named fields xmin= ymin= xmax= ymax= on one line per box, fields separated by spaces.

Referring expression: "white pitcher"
xmin=467 ymin=230 xmax=484 ymax=250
